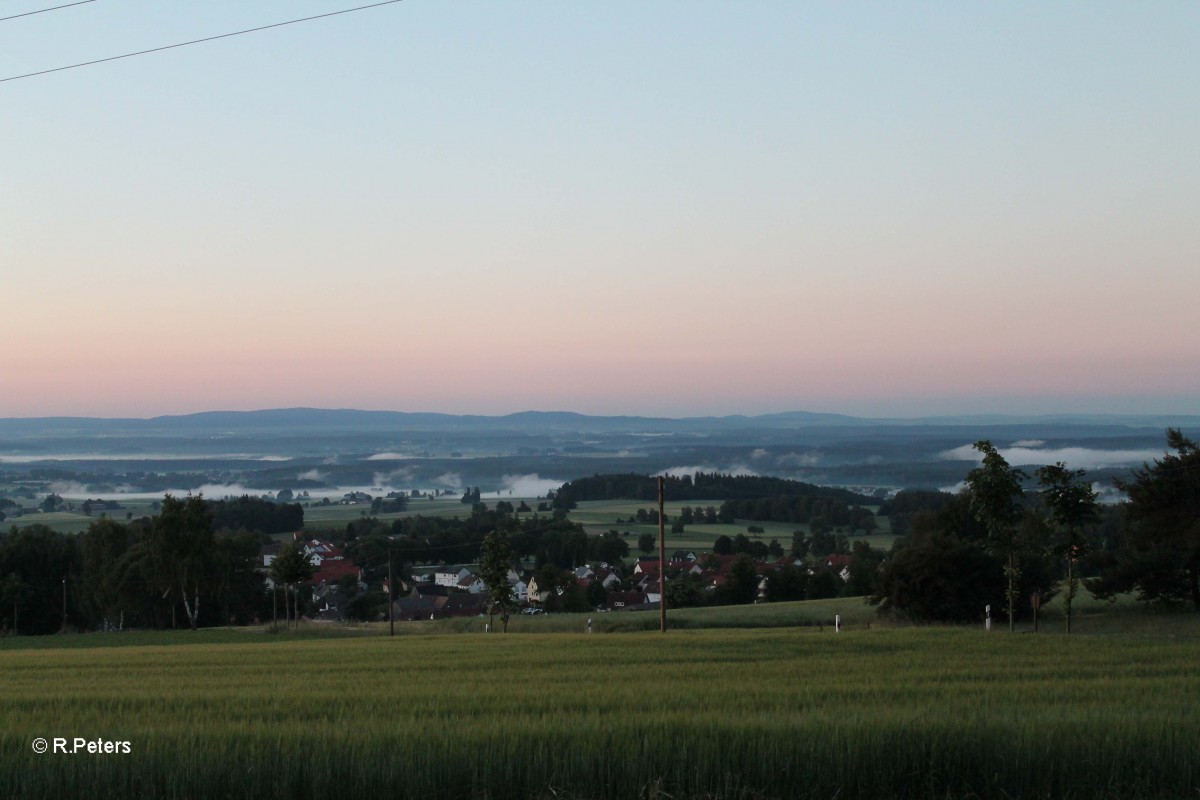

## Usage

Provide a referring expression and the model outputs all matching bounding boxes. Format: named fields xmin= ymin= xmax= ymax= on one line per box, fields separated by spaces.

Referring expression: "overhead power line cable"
xmin=0 ymin=0 xmax=403 ymax=84
xmin=0 ymin=1 xmax=96 ymax=24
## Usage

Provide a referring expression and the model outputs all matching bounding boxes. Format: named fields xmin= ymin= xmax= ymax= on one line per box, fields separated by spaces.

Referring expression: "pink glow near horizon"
xmin=2 ymin=4 xmax=1197 ymax=418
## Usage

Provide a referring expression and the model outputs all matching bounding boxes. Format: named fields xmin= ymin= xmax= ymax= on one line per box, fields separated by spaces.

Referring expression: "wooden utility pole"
xmin=658 ymin=476 xmax=666 ymax=633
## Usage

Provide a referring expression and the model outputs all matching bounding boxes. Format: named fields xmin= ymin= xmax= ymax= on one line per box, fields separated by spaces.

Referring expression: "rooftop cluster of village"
xmin=260 ymin=537 xmax=863 ymax=623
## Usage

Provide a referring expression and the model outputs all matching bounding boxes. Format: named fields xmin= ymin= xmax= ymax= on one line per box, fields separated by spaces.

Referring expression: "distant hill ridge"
xmin=0 ymin=407 xmax=867 ymax=435
xmin=0 ymin=407 xmax=1196 ymax=437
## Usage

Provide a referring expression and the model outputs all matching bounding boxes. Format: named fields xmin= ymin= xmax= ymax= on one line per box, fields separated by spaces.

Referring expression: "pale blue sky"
xmin=2 ymin=2 xmax=1198 ymax=417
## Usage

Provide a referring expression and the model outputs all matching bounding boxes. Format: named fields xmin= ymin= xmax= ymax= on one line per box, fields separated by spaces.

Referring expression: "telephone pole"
xmin=658 ymin=476 xmax=666 ymax=633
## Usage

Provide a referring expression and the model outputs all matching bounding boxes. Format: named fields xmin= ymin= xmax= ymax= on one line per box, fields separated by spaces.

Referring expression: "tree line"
xmin=551 ymin=472 xmax=868 ymax=508
xmin=0 ymin=495 xmax=305 ymax=634
xmin=871 ymin=430 xmax=1200 ymax=628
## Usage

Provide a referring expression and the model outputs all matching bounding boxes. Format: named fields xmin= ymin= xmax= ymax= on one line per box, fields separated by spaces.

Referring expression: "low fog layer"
xmin=939 ymin=444 xmax=1166 ymax=470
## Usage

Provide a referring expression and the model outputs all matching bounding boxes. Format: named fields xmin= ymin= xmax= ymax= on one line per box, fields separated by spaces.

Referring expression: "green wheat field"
xmin=2 ymin=621 xmax=1198 ymax=799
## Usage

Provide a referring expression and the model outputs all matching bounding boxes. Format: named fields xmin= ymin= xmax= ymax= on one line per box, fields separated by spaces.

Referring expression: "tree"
xmin=40 ymin=494 xmax=63 ymax=513
xmin=1036 ymin=462 xmax=1098 ymax=633
xmin=134 ymin=494 xmax=216 ymax=630
xmin=1106 ymin=429 xmax=1200 ymax=610
xmin=269 ymin=539 xmax=314 ymax=630
xmin=637 ymin=532 xmax=656 ymax=555
xmin=713 ymin=535 xmax=733 ymax=555
xmin=877 ymin=490 xmax=953 ymax=538
xmin=209 ymin=529 xmax=267 ymax=626
xmin=806 ymin=569 xmax=840 ymax=601
xmin=718 ymin=555 xmax=760 ymax=605
xmin=870 ymin=527 xmax=1005 ymax=622
xmin=809 ymin=529 xmax=837 ymax=558
xmin=789 ymin=530 xmax=809 ymax=559
xmin=965 ymin=441 xmax=1027 ymax=631
xmin=0 ymin=525 xmax=81 ymax=634
xmin=843 ymin=540 xmax=883 ymax=597
xmin=764 ymin=564 xmax=807 ymax=602
xmin=587 ymin=531 xmax=629 ymax=564
xmin=79 ymin=518 xmax=136 ymax=631
xmin=0 ymin=572 xmax=30 ymax=634
xmin=584 ymin=579 xmax=608 ymax=609
xmin=559 ymin=580 xmax=590 ymax=613
xmin=345 ymin=591 xmax=388 ymax=622
xmin=479 ymin=529 xmax=515 ymax=632
xmin=665 ymin=572 xmax=706 ymax=608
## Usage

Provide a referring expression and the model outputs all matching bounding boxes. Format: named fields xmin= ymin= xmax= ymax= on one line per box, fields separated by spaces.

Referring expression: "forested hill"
xmin=551 ymin=473 xmax=870 ymax=508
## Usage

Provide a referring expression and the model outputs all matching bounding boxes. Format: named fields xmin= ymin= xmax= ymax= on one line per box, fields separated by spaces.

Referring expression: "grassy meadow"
xmin=0 ymin=499 xmax=161 ymax=535
xmin=567 ymin=499 xmax=897 ymax=553
xmin=301 ymin=496 xmax=477 ymax=530
xmin=2 ymin=618 xmax=1198 ymax=799
xmin=9 ymin=496 xmax=901 ymax=559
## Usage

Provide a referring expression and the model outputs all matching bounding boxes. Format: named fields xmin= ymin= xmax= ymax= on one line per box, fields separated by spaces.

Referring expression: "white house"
xmin=597 ymin=571 xmax=621 ymax=590
xmin=509 ymin=579 xmax=528 ymax=602
xmin=435 ymin=567 xmax=472 ymax=587
xmin=457 ymin=574 xmax=486 ymax=594
xmin=302 ymin=540 xmax=345 ymax=568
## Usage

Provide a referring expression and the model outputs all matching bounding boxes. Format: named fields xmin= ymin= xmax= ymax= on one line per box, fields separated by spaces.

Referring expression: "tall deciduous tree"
xmin=479 ymin=529 xmax=515 ymax=632
xmin=1116 ymin=429 xmax=1200 ymax=611
xmin=0 ymin=572 xmax=30 ymax=634
xmin=118 ymin=496 xmax=212 ymax=629
xmin=965 ymin=441 xmax=1026 ymax=631
xmin=1036 ymin=462 xmax=1098 ymax=633
xmin=269 ymin=539 xmax=314 ymax=630
xmin=79 ymin=518 xmax=136 ymax=631
xmin=152 ymin=494 xmax=215 ymax=630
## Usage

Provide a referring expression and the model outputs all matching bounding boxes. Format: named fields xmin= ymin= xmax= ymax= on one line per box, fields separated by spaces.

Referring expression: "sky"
xmin=3 ymin=1 xmax=1198 ymax=419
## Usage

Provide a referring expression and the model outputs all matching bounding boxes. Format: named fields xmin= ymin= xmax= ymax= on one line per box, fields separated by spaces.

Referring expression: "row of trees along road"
xmin=872 ymin=429 xmax=1200 ymax=628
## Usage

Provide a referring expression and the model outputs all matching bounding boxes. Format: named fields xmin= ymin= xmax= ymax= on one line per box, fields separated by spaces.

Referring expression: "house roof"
xmin=445 ymin=593 xmax=487 ymax=611
xmin=305 ymin=540 xmax=344 ymax=558
xmin=311 ymin=560 xmax=359 ymax=585
xmin=606 ymin=591 xmax=646 ymax=608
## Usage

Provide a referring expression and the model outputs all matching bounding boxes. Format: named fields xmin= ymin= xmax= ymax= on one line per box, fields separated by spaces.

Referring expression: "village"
xmin=259 ymin=536 xmax=857 ymax=623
